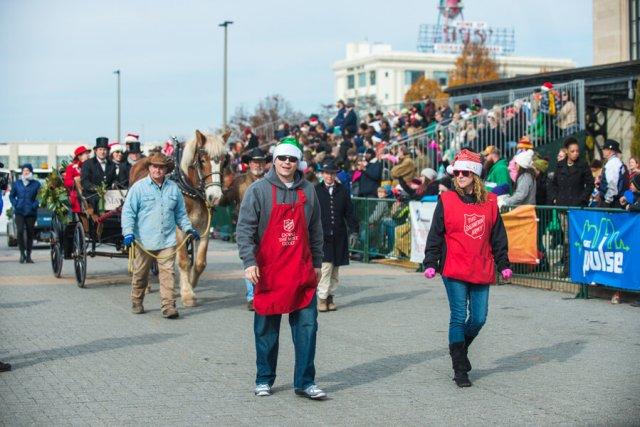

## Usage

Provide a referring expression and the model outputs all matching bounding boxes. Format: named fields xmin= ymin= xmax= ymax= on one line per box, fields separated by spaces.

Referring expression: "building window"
xmin=404 ymin=70 xmax=423 ymax=85
xmin=18 ymin=156 xmax=48 ymax=170
xmin=384 ymin=71 xmax=389 ymax=78
xmin=358 ymin=72 xmax=366 ymax=87
xmin=347 ymin=75 xmax=355 ymax=89
xmin=369 ymin=71 xmax=376 ymax=86
xmin=434 ymin=71 xmax=449 ymax=86
xmin=0 ymin=155 xmax=8 ymax=168
xmin=385 ymin=94 xmax=389 ymax=100
xmin=631 ymin=0 xmax=640 ymax=60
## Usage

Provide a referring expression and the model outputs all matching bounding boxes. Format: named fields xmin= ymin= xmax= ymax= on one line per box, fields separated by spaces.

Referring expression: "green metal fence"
xmin=350 ymin=197 xmax=631 ymax=297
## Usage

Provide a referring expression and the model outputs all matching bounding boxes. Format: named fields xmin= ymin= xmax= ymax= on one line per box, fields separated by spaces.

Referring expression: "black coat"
xmin=113 ymin=161 xmax=131 ymax=189
xmin=548 ymin=159 xmax=594 ymax=207
xmin=81 ymin=157 xmax=116 ymax=210
xmin=315 ymin=182 xmax=359 ymax=266
xmin=342 ymin=109 xmax=358 ymax=137
xmin=358 ymin=160 xmax=383 ymax=197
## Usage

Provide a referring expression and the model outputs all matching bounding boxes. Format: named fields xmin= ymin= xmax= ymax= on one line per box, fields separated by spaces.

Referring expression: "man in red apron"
xmin=237 ymin=137 xmax=326 ymax=399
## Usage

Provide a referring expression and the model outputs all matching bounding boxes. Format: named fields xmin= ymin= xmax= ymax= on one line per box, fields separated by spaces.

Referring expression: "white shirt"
xmin=603 ymin=155 xmax=623 ymax=202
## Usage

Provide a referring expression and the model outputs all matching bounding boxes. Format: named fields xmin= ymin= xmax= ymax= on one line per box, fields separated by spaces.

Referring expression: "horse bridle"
xmin=194 ymin=148 xmax=223 ymax=194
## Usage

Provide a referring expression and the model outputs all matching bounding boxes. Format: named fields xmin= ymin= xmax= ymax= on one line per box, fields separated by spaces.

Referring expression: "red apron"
xmin=254 ymin=185 xmax=317 ymax=315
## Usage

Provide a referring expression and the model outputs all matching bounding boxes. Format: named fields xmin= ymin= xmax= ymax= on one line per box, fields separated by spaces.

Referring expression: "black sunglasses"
xmin=453 ymin=170 xmax=471 ymax=177
xmin=276 ymin=155 xmax=298 ymax=163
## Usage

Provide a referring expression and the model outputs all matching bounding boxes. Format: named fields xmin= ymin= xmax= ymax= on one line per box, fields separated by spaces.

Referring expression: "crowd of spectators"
xmin=221 ymin=82 xmax=638 ymax=265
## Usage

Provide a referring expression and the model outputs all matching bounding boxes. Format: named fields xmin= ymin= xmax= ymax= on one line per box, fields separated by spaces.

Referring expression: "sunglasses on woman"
xmin=453 ymin=170 xmax=471 ymax=177
xmin=276 ymin=155 xmax=298 ymax=163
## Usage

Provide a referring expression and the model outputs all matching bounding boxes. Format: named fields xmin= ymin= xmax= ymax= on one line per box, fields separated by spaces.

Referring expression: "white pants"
xmin=317 ymin=262 xmax=339 ymax=300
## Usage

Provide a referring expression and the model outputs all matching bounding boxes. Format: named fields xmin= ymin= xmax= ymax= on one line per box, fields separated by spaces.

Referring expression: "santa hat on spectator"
xmin=541 ymin=82 xmax=553 ymax=92
xmin=243 ymin=127 xmax=252 ymax=135
xmin=108 ymin=142 xmax=123 ymax=153
xmin=124 ymin=133 xmax=139 ymax=144
xmin=309 ymin=115 xmax=319 ymax=126
xmin=273 ymin=137 xmax=307 ymax=171
xmin=451 ymin=149 xmax=483 ymax=176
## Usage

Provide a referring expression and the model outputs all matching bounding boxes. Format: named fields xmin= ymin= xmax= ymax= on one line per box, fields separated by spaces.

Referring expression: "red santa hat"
xmin=108 ymin=142 xmax=123 ymax=152
xmin=452 ymin=149 xmax=483 ymax=176
xmin=124 ymin=133 xmax=139 ymax=143
xmin=541 ymin=82 xmax=553 ymax=92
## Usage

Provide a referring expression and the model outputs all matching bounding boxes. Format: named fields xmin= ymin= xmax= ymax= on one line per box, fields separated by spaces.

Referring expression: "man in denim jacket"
xmin=122 ymin=153 xmax=199 ymax=318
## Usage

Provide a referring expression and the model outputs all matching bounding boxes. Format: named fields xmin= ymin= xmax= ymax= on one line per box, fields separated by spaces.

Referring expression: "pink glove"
xmin=424 ymin=268 xmax=436 ymax=279
xmin=501 ymin=268 xmax=513 ymax=279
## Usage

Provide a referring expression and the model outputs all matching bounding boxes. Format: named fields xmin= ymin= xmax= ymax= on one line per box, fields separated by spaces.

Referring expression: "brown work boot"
xmin=327 ymin=295 xmax=337 ymax=311
xmin=162 ymin=306 xmax=179 ymax=319
xmin=131 ymin=302 xmax=145 ymax=314
xmin=318 ymin=298 xmax=328 ymax=312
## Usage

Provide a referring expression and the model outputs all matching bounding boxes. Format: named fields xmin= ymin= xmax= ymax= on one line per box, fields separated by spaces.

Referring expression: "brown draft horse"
xmin=130 ymin=129 xmax=229 ymax=307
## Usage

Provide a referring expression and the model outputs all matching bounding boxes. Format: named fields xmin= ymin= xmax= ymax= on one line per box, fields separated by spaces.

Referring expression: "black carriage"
xmin=49 ymin=187 xmax=132 ymax=287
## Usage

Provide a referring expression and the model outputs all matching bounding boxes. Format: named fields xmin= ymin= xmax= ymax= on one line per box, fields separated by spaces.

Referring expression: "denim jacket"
xmin=121 ymin=176 xmax=193 ymax=250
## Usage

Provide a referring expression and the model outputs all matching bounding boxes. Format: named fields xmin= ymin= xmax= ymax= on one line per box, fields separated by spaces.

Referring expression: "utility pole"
xmin=218 ymin=20 xmax=233 ymax=129
xmin=113 ymin=70 xmax=121 ymax=144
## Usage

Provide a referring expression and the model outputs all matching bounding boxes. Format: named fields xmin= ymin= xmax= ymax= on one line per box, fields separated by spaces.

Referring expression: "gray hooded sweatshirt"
xmin=236 ymin=168 xmax=324 ymax=269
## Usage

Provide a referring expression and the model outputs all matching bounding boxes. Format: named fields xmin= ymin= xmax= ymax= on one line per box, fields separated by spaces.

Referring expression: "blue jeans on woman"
xmin=254 ymin=295 xmax=318 ymax=390
xmin=442 ymin=277 xmax=490 ymax=344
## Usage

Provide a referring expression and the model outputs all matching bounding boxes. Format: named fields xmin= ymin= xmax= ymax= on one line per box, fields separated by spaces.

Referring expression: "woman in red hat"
xmin=64 ymin=146 xmax=90 ymax=213
xmin=423 ymin=149 xmax=511 ymax=388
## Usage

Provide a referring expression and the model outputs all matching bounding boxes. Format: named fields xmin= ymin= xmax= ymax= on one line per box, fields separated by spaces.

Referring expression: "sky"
xmin=0 ymin=0 xmax=593 ymax=143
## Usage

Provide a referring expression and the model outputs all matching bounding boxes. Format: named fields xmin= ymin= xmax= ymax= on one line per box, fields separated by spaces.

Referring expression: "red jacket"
xmin=64 ymin=160 xmax=83 ymax=213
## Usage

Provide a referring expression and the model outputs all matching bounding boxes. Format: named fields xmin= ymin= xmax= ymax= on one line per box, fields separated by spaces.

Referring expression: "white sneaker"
xmin=254 ymin=384 xmax=272 ymax=396
xmin=295 ymin=384 xmax=327 ymax=400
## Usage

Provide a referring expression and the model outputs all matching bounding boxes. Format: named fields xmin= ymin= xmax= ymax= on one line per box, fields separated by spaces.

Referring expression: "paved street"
xmin=0 ymin=236 xmax=639 ymax=426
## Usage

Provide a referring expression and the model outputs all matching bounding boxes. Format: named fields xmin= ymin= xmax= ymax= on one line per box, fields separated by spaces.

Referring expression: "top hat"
xmin=603 ymin=139 xmax=621 ymax=153
xmin=321 ymin=159 xmax=339 ymax=173
xmin=94 ymin=137 xmax=109 ymax=149
xmin=128 ymin=141 xmax=142 ymax=154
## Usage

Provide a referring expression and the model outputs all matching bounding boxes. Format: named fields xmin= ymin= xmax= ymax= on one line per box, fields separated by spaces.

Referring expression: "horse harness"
xmin=169 ymin=137 xmax=222 ymax=204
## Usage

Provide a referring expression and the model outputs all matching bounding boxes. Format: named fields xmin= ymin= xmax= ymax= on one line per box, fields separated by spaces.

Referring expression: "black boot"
xmin=464 ymin=335 xmax=475 ymax=350
xmin=0 ymin=361 xmax=11 ymax=372
xmin=449 ymin=342 xmax=472 ymax=387
xmin=25 ymin=251 xmax=34 ymax=264
xmin=19 ymin=251 xmax=26 ymax=264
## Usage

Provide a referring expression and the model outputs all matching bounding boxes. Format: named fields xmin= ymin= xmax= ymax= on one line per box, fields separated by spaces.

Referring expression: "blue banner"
xmin=569 ymin=210 xmax=640 ymax=290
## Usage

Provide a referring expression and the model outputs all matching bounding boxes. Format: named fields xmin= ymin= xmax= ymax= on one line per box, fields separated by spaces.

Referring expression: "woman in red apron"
xmin=423 ymin=149 xmax=511 ymax=388
xmin=237 ymin=137 xmax=326 ymax=400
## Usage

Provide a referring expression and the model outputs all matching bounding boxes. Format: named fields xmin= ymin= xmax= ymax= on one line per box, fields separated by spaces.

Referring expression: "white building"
xmin=332 ymin=42 xmax=576 ymax=109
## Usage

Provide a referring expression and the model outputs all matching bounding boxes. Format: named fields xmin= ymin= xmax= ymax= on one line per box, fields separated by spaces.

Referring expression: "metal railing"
xmin=349 ymin=197 xmax=631 ymax=295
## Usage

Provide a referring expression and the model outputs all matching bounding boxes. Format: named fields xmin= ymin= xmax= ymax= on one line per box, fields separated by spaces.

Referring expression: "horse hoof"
xmin=182 ymin=298 xmax=198 ymax=308
xmin=145 ymin=287 xmax=152 ymax=294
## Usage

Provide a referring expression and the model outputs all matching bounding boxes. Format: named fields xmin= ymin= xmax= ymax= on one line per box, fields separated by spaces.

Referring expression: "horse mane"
xmin=180 ymin=131 xmax=228 ymax=174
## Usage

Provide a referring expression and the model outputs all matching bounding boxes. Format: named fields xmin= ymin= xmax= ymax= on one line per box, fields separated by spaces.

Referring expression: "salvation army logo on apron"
xmin=283 ymin=219 xmax=295 ymax=232
xmin=464 ymin=213 xmax=485 ymax=239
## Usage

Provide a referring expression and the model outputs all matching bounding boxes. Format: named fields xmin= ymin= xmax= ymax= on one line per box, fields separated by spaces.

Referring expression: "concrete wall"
xmin=593 ymin=0 xmax=630 ymax=65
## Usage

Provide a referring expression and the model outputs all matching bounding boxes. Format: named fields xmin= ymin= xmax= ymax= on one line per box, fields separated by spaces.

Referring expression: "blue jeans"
xmin=245 ymin=279 xmax=254 ymax=302
xmin=442 ymin=277 xmax=490 ymax=344
xmin=254 ymin=295 xmax=318 ymax=390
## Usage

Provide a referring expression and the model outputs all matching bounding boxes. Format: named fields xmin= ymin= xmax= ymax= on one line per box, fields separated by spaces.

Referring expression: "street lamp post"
xmin=218 ymin=20 xmax=233 ymax=129
xmin=113 ymin=70 xmax=121 ymax=144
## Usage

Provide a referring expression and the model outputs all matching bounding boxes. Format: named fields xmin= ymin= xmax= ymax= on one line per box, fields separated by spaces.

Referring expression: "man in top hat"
xmin=219 ymin=147 xmax=269 ymax=310
xmin=314 ymin=159 xmax=359 ymax=312
xmin=109 ymin=142 xmax=130 ymax=189
xmin=81 ymin=137 xmax=116 ymax=212
xmin=122 ymin=152 xmax=199 ymax=318
xmin=598 ymin=139 xmax=627 ymax=208
xmin=127 ymin=141 xmax=143 ymax=166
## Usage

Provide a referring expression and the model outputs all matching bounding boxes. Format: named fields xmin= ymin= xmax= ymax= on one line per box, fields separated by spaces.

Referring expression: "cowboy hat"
xmin=147 ymin=152 xmax=174 ymax=173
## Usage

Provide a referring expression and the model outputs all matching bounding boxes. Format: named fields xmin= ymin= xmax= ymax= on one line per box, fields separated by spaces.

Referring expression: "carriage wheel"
xmin=73 ymin=222 xmax=87 ymax=288
xmin=50 ymin=240 xmax=63 ymax=278
xmin=50 ymin=217 xmax=64 ymax=278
